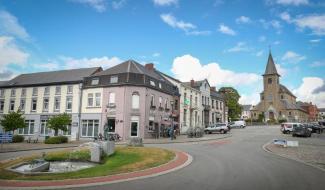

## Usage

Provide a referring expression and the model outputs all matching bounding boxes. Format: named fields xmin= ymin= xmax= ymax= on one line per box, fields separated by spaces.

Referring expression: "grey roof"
xmin=94 ymin=60 xmax=168 ymax=81
xmin=0 ymin=67 xmax=101 ymax=87
xmin=263 ymin=52 xmax=279 ymax=76
xmin=279 ymin=84 xmax=296 ymax=98
xmin=211 ymin=90 xmax=224 ymax=100
xmin=183 ymin=79 xmax=210 ymax=90
xmin=280 ymin=100 xmax=307 ymax=112
xmin=242 ymin=104 xmax=252 ymax=111
xmin=0 ymin=81 xmax=8 ymax=86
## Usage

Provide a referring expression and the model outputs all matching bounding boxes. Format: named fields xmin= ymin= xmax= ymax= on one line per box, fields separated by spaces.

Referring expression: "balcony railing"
xmin=107 ymin=103 xmax=116 ymax=108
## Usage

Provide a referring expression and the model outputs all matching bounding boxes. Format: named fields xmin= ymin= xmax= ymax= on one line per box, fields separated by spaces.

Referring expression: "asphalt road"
xmin=68 ymin=126 xmax=325 ymax=190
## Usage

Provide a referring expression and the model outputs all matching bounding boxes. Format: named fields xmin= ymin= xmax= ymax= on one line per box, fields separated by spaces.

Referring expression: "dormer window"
xmin=91 ymin=78 xmax=99 ymax=85
xmin=110 ymin=76 xmax=118 ymax=83
xmin=268 ymin=78 xmax=272 ymax=84
xmin=150 ymin=80 xmax=155 ymax=86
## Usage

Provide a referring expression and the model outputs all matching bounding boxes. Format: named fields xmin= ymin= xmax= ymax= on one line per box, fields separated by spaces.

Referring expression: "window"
xmin=130 ymin=116 xmax=139 ymax=137
xmin=0 ymin=100 xmax=4 ymax=112
xmin=195 ymin=97 xmax=197 ymax=106
xmin=43 ymin=98 xmax=49 ymax=112
xmin=18 ymin=120 xmax=35 ymax=135
xmin=268 ymin=94 xmax=273 ymax=101
xmin=289 ymin=112 xmax=292 ymax=116
xmin=9 ymin=100 xmax=15 ymax=111
xmin=81 ymin=120 xmax=99 ymax=137
xmin=174 ymin=99 xmax=178 ymax=110
xmin=55 ymin=86 xmax=61 ymax=95
xmin=165 ymin=99 xmax=168 ymax=109
xmin=159 ymin=83 xmax=162 ymax=88
xmin=150 ymin=80 xmax=155 ymax=86
xmin=88 ymin=93 xmax=94 ymax=107
xmin=207 ymin=98 xmax=209 ymax=105
xmin=281 ymin=95 xmax=284 ymax=99
xmin=159 ymin=97 xmax=162 ymax=107
xmin=11 ymin=89 xmax=16 ymax=97
xmin=66 ymin=96 xmax=73 ymax=110
xmin=21 ymin=88 xmax=26 ymax=97
xmin=91 ymin=78 xmax=99 ymax=85
xmin=32 ymin=87 xmax=38 ymax=96
xmin=202 ymin=96 xmax=204 ymax=105
xmin=132 ymin=92 xmax=139 ymax=109
xmin=67 ymin=85 xmax=73 ymax=94
xmin=150 ymin=95 xmax=155 ymax=107
xmin=63 ymin=124 xmax=72 ymax=136
xmin=0 ymin=89 xmax=4 ymax=98
xmin=31 ymin=98 xmax=37 ymax=111
xmin=216 ymin=100 xmax=219 ymax=109
xmin=44 ymin=87 xmax=50 ymax=95
xmin=40 ymin=120 xmax=49 ymax=136
xmin=54 ymin=97 xmax=60 ymax=111
xmin=183 ymin=109 xmax=187 ymax=125
xmin=220 ymin=102 xmax=223 ymax=110
xmin=110 ymin=76 xmax=118 ymax=83
xmin=261 ymin=95 xmax=264 ymax=100
xmin=184 ymin=93 xmax=187 ymax=104
xmin=268 ymin=78 xmax=272 ymax=84
xmin=95 ymin=93 xmax=101 ymax=107
xmin=212 ymin=100 xmax=214 ymax=108
xmin=20 ymin=99 xmax=25 ymax=111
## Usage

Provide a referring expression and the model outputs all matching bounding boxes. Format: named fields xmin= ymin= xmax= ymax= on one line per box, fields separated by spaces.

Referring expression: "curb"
xmin=0 ymin=150 xmax=192 ymax=189
xmin=262 ymin=141 xmax=325 ymax=173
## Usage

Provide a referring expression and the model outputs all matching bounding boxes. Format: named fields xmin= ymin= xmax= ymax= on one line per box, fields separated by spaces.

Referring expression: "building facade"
xmin=241 ymin=105 xmax=253 ymax=120
xmin=297 ymin=102 xmax=319 ymax=121
xmin=251 ymin=52 xmax=308 ymax=122
xmin=0 ymin=67 xmax=102 ymax=140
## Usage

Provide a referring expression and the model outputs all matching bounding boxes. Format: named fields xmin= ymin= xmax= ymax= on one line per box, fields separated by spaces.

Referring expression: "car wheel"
xmin=220 ymin=129 xmax=225 ymax=134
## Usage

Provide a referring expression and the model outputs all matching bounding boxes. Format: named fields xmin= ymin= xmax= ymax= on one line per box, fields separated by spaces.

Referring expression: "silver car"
xmin=204 ymin=123 xmax=229 ymax=134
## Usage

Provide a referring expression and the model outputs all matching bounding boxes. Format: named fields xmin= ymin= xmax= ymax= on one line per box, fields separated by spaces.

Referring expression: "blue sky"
xmin=0 ymin=0 xmax=324 ymax=106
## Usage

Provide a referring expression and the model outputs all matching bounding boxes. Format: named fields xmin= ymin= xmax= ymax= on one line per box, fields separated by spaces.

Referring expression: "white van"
xmin=229 ymin=120 xmax=246 ymax=128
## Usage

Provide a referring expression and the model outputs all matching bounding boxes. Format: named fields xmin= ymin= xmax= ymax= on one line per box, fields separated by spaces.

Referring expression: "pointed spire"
xmin=263 ymin=51 xmax=280 ymax=76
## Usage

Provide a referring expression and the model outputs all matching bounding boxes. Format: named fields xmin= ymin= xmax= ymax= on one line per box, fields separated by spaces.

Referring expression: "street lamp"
xmin=170 ymin=100 xmax=174 ymax=140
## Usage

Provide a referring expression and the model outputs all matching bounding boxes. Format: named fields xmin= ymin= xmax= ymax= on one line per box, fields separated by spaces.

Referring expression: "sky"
xmin=0 ymin=0 xmax=324 ymax=107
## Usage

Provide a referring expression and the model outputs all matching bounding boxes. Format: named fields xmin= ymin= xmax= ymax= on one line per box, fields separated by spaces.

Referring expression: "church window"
xmin=281 ymin=95 xmax=284 ymax=99
xmin=268 ymin=78 xmax=272 ymax=84
xmin=261 ymin=95 xmax=264 ymax=100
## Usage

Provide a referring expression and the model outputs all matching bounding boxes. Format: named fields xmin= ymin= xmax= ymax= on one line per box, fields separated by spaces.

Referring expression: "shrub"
xmin=44 ymin=149 xmax=90 ymax=162
xmin=44 ymin=136 xmax=68 ymax=144
xmin=278 ymin=118 xmax=287 ymax=123
xmin=12 ymin=135 xmax=24 ymax=143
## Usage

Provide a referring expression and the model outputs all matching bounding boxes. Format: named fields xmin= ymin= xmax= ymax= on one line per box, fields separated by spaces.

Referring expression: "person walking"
xmin=170 ymin=124 xmax=174 ymax=140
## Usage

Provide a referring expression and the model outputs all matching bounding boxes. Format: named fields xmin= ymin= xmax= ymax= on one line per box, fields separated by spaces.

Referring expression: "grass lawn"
xmin=0 ymin=147 xmax=175 ymax=180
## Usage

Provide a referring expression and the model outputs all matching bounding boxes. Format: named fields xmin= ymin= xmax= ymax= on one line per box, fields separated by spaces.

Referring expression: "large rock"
xmin=128 ymin=137 xmax=143 ymax=147
xmin=100 ymin=141 xmax=115 ymax=156
xmin=90 ymin=144 xmax=101 ymax=163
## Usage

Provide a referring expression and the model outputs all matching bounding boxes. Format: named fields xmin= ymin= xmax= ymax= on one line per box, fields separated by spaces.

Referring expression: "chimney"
xmin=210 ymin=87 xmax=216 ymax=92
xmin=145 ymin=63 xmax=154 ymax=71
xmin=190 ymin=79 xmax=194 ymax=87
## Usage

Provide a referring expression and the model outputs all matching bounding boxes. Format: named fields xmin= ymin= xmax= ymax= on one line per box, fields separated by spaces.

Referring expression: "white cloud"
xmin=294 ymin=14 xmax=325 ymax=35
xmin=160 ymin=13 xmax=196 ymax=31
xmin=276 ymin=0 xmax=309 ymax=6
xmin=34 ymin=62 xmax=60 ymax=71
xmin=0 ymin=10 xmax=30 ymax=41
xmin=256 ymin=50 xmax=264 ymax=57
xmin=70 ymin=0 xmax=107 ymax=12
xmin=273 ymin=40 xmax=281 ymax=45
xmin=152 ymin=52 xmax=160 ymax=57
xmin=236 ymin=16 xmax=251 ymax=24
xmin=293 ymin=77 xmax=325 ymax=107
xmin=226 ymin=42 xmax=251 ymax=53
xmin=281 ymin=51 xmax=306 ymax=63
xmin=218 ymin=24 xmax=236 ymax=35
xmin=310 ymin=61 xmax=325 ymax=67
xmin=186 ymin=30 xmax=212 ymax=36
xmin=259 ymin=19 xmax=282 ymax=33
xmin=275 ymin=63 xmax=287 ymax=76
xmin=0 ymin=36 xmax=29 ymax=69
xmin=258 ymin=35 xmax=266 ymax=42
xmin=153 ymin=0 xmax=178 ymax=6
xmin=309 ymin=39 xmax=321 ymax=43
xmin=279 ymin=12 xmax=292 ymax=23
xmin=239 ymin=93 xmax=260 ymax=105
xmin=171 ymin=54 xmax=260 ymax=87
xmin=61 ymin=56 xmax=123 ymax=69
xmin=112 ymin=0 xmax=126 ymax=9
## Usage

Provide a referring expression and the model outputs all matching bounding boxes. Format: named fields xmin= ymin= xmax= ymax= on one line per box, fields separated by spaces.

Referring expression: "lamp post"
xmin=170 ymin=100 xmax=174 ymax=140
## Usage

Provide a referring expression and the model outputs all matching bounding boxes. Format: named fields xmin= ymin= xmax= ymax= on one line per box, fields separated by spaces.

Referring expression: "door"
xmin=269 ymin=112 xmax=275 ymax=120
xmin=107 ymin=118 xmax=115 ymax=132
xmin=130 ymin=116 xmax=139 ymax=137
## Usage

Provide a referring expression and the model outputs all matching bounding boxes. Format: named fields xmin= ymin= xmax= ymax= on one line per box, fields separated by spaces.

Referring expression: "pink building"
xmin=82 ymin=60 xmax=179 ymax=140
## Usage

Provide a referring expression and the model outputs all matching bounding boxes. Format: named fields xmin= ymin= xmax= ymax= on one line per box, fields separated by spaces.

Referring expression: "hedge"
xmin=12 ymin=135 xmax=24 ymax=143
xmin=44 ymin=136 xmax=68 ymax=144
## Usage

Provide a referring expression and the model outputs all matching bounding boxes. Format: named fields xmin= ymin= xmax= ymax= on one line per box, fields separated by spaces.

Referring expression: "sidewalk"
xmin=0 ymin=134 xmax=231 ymax=153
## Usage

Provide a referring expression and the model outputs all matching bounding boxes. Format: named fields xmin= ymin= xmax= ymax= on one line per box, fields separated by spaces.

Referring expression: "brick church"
xmin=251 ymin=52 xmax=308 ymax=122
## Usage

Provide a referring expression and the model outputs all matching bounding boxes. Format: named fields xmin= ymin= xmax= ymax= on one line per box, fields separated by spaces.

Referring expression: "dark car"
xmin=292 ymin=124 xmax=312 ymax=137
xmin=307 ymin=123 xmax=323 ymax=134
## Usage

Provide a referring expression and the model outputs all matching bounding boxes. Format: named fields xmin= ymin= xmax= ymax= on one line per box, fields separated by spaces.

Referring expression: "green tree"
xmin=0 ymin=110 xmax=26 ymax=133
xmin=219 ymin=87 xmax=242 ymax=121
xmin=48 ymin=113 xmax=71 ymax=136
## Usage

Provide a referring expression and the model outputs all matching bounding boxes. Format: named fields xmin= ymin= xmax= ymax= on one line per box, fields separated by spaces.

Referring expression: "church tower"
xmin=261 ymin=52 xmax=280 ymax=120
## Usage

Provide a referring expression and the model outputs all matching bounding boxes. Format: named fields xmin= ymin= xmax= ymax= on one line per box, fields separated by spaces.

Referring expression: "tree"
xmin=0 ymin=110 xmax=26 ymax=133
xmin=219 ymin=87 xmax=242 ymax=121
xmin=48 ymin=113 xmax=71 ymax=136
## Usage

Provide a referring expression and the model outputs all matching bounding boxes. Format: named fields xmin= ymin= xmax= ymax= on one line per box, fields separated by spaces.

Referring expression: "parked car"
xmin=228 ymin=120 xmax=246 ymax=128
xmin=292 ymin=123 xmax=312 ymax=137
xmin=204 ymin=123 xmax=229 ymax=134
xmin=280 ymin=122 xmax=300 ymax=134
xmin=306 ymin=122 xmax=323 ymax=134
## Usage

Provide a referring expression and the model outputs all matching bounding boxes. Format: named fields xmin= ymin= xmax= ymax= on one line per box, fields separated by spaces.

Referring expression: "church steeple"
xmin=263 ymin=52 xmax=280 ymax=76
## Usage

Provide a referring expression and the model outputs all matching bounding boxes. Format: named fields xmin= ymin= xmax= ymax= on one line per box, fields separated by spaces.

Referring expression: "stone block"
xmin=90 ymin=145 xmax=101 ymax=163
xmin=100 ymin=141 xmax=115 ymax=156
xmin=128 ymin=137 xmax=143 ymax=147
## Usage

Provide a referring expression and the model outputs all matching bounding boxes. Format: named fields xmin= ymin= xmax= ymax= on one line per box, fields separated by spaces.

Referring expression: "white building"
xmin=241 ymin=105 xmax=253 ymax=120
xmin=0 ymin=67 xmax=102 ymax=140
